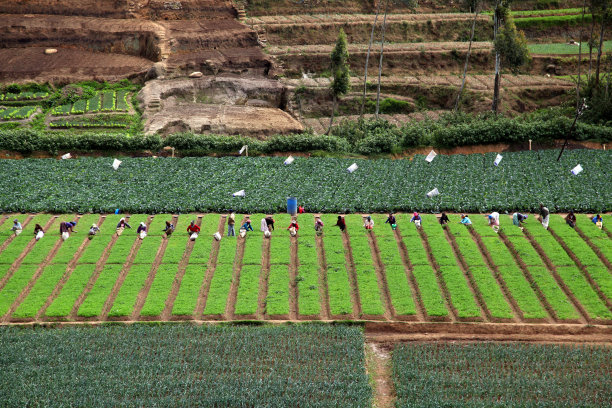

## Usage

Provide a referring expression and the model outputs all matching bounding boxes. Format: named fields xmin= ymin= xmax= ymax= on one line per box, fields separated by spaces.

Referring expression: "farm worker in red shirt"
xmin=298 ymin=205 xmax=305 ymax=214
xmin=288 ymin=218 xmax=299 ymax=236
xmin=187 ymin=220 xmax=200 ymax=234
xmin=336 ymin=216 xmax=346 ymax=232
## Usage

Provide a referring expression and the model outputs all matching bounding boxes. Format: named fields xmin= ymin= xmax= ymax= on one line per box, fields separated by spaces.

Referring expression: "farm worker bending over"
xmin=260 ymin=217 xmax=269 ymax=233
xmin=34 ymin=223 xmax=44 ymax=241
xmin=241 ymin=218 xmax=254 ymax=232
xmin=60 ymin=221 xmax=77 ymax=234
xmin=439 ymin=213 xmax=450 ymax=225
xmin=227 ymin=211 xmax=236 ymax=237
xmin=364 ymin=215 xmax=374 ymax=230
xmin=187 ymin=220 xmax=200 ymax=234
xmin=512 ymin=212 xmax=528 ymax=227
xmin=298 ymin=205 xmax=305 ymax=214
xmin=539 ymin=204 xmax=550 ymax=229
xmin=288 ymin=219 xmax=299 ymax=236
xmin=592 ymin=214 xmax=603 ymax=230
xmin=137 ymin=222 xmax=148 ymax=239
xmin=336 ymin=216 xmax=346 ymax=232
xmin=88 ymin=224 xmax=100 ymax=238
xmin=410 ymin=212 xmax=422 ymax=228
xmin=164 ymin=221 xmax=175 ymax=237
xmin=116 ymin=218 xmax=131 ymax=236
xmin=565 ymin=211 xmax=577 ymax=228
xmin=460 ymin=214 xmax=472 ymax=225
xmin=488 ymin=212 xmax=500 ymax=232
xmin=315 ymin=217 xmax=324 ymax=232
xmin=11 ymin=219 xmax=22 ymax=235
xmin=385 ymin=213 xmax=397 ymax=230
xmin=265 ymin=216 xmax=275 ymax=231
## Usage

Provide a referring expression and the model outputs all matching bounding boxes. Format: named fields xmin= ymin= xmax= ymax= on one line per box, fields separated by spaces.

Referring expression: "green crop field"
xmin=0 ymin=212 xmax=609 ymax=323
xmin=529 ymin=40 xmax=611 ymax=54
xmin=0 ymin=324 xmax=371 ymax=407
xmin=393 ymin=342 xmax=612 ymax=407
xmin=0 ymin=149 xmax=609 ymax=213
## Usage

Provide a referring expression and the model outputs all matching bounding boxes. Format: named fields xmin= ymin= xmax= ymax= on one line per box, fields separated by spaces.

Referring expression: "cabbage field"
xmin=0 ymin=324 xmax=371 ymax=407
xmin=0 ymin=149 xmax=609 ymax=213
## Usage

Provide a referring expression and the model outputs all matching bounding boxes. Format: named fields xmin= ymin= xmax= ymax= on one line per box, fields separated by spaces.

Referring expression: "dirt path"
xmin=417 ymin=227 xmax=456 ymax=322
xmin=0 ymin=215 xmax=56 ymax=292
xmin=548 ymin=227 xmax=612 ymax=310
xmin=366 ymin=231 xmax=393 ymax=320
xmin=225 ymin=217 xmax=247 ymax=320
xmin=341 ymin=231 xmax=361 ymax=319
xmin=468 ymin=228 xmax=526 ymax=323
xmin=314 ymin=233 xmax=331 ymax=320
xmin=257 ymin=236 xmax=271 ymax=319
xmin=498 ymin=231 xmax=558 ymax=323
xmin=194 ymin=215 xmax=225 ymax=318
xmin=36 ymin=215 xmax=105 ymax=320
xmin=2 ymin=215 xmax=78 ymax=323
xmin=574 ymin=226 xmax=612 ymax=270
xmin=365 ymin=343 xmax=395 ymax=408
xmin=392 ymin=228 xmax=426 ymax=321
xmin=522 ymin=228 xmax=590 ymax=324
xmin=289 ymin=235 xmax=299 ymax=320
xmin=100 ymin=215 xmax=154 ymax=321
xmin=443 ymin=227 xmax=489 ymax=322
xmin=130 ymin=215 xmax=176 ymax=320
xmin=161 ymin=216 xmax=202 ymax=320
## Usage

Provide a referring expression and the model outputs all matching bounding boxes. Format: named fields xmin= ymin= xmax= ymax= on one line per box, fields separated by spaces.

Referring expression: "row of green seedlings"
xmin=49 ymin=118 xmax=129 ymax=129
xmin=0 ymin=92 xmax=48 ymax=101
xmin=0 ymin=106 xmax=38 ymax=121
xmin=51 ymin=90 xmax=130 ymax=116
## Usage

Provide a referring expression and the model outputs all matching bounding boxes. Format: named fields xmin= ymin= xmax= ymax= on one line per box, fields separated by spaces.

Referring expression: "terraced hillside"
xmin=0 ymin=213 xmax=609 ymax=326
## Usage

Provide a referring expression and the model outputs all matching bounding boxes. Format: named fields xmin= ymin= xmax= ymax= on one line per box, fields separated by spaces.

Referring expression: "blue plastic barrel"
xmin=287 ymin=197 xmax=297 ymax=215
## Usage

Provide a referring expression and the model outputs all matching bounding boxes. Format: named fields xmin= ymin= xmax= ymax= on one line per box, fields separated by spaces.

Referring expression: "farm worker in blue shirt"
xmin=592 ymin=214 xmax=603 ymax=230
xmin=60 ymin=221 xmax=77 ymax=234
xmin=512 ymin=212 xmax=528 ymax=227
xmin=460 ymin=214 xmax=472 ymax=225
xmin=242 ymin=218 xmax=254 ymax=231
xmin=385 ymin=213 xmax=397 ymax=230
xmin=410 ymin=212 xmax=422 ymax=228
xmin=11 ymin=219 xmax=22 ymax=235
xmin=488 ymin=212 xmax=500 ymax=232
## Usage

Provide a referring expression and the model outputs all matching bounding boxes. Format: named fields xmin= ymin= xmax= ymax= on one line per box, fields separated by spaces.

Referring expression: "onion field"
xmin=0 ymin=212 xmax=609 ymax=324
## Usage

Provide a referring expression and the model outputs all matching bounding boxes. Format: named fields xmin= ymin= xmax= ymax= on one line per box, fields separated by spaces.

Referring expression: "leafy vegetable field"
xmin=0 ymin=324 xmax=371 ymax=407
xmin=0 ymin=149 xmax=609 ymax=213
xmin=393 ymin=342 xmax=612 ymax=407
xmin=0 ymin=213 xmax=609 ymax=324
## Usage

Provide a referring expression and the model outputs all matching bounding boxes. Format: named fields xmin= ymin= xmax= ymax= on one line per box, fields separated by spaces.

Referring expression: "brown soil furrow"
xmin=130 ymin=215 xmax=176 ymax=320
xmin=443 ymin=227 xmax=490 ymax=322
xmin=366 ymin=343 xmax=395 ymax=408
xmin=194 ymin=215 xmax=225 ymax=318
xmin=3 ymin=215 xmax=78 ymax=323
xmin=0 ymin=215 xmax=56 ymax=292
xmin=257 ymin=236 xmax=271 ymax=320
xmin=523 ymin=228 xmax=590 ymax=324
xmin=225 ymin=216 xmax=247 ymax=320
xmin=314 ymin=233 xmax=331 ymax=320
xmin=160 ymin=215 xmax=202 ymax=320
xmin=367 ymin=231 xmax=393 ymax=320
xmin=288 ymin=235 xmax=299 ymax=320
xmin=498 ymin=231 xmax=558 ymax=323
xmin=574 ymin=226 xmax=612 ymax=270
xmin=392 ymin=228 xmax=426 ymax=321
xmin=467 ymin=228 xmax=526 ymax=323
xmin=35 ymin=215 xmax=105 ymax=321
xmin=0 ymin=215 xmax=34 ymax=256
xmin=341 ymin=231 xmax=361 ymax=319
xmin=100 ymin=215 xmax=154 ymax=321
xmin=547 ymin=227 xmax=612 ymax=310
xmin=69 ymin=227 xmax=121 ymax=320
xmin=417 ymin=227 xmax=457 ymax=322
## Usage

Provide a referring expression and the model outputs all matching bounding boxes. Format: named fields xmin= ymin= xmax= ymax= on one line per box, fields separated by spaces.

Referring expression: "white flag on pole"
xmin=61 ymin=153 xmax=72 ymax=160
xmin=571 ymin=164 xmax=583 ymax=175
xmin=426 ymin=188 xmax=440 ymax=198
xmin=284 ymin=155 xmax=295 ymax=165
xmin=347 ymin=163 xmax=358 ymax=173
xmin=425 ymin=150 xmax=437 ymax=163
xmin=112 ymin=159 xmax=122 ymax=170
xmin=233 ymin=189 xmax=246 ymax=197
xmin=494 ymin=154 xmax=503 ymax=166
xmin=238 ymin=145 xmax=247 ymax=155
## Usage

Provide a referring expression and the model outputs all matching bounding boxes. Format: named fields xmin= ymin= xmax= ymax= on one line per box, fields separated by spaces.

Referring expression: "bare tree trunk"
xmin=577 ymin=0 xmax=586 ymax=109
xmin=492 ymin=1 xmax=502 ymax=114
xmin=326 ymin=94 xmax=337 ymax=135
xmin=594 ymin=14 xmax=606 ymax=87
xmin=454 ymin=9 xmax=479 ymax=112
xmin=360 ymin=0 xmax=383 ymax=119
xmin=375 ymin=0 xmax=389 ymax=119
xmin=588 ymin=17 xmax=595 ymax=79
